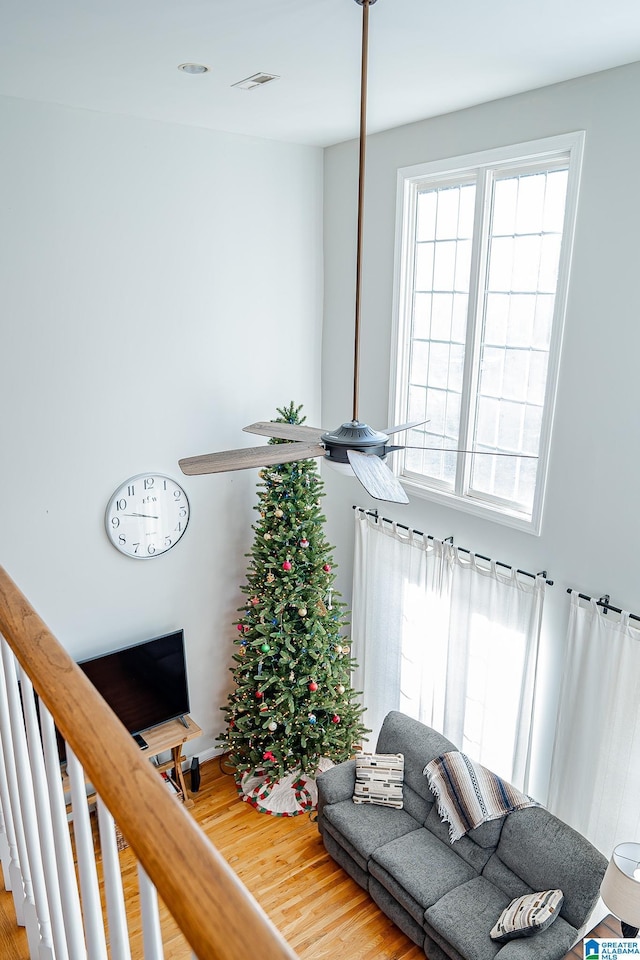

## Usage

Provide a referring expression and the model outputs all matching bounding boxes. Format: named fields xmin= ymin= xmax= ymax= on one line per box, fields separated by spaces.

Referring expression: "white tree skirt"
xmin=237 ymin=757 xmax=334 ymax=816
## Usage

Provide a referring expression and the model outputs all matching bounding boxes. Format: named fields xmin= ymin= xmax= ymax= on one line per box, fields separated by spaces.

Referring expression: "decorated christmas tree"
xmin=219 ymin=402 xmax=367 ymax=812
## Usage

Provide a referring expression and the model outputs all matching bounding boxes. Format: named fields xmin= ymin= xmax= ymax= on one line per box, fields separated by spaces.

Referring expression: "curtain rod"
xmin=566 ymin=588 xmax=640 ymax=623
xmin=353 ymin=506 xmax=554 ymax=586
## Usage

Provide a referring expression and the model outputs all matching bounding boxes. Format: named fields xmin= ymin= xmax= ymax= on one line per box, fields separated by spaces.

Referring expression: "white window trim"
xmin=389 ymin=131 xmax=586 ymax=535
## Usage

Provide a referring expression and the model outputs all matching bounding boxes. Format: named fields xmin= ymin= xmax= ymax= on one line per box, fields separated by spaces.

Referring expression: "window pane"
xmin=514 ymin=173 xmax=545 ymax=235
xmin=488 ymin=237 xmax=514 ymax=291
xmin=409 ymin=340 xmax=430 ymax=385
xmin=484 ymin=294 xmax=509 ymax=346
xmin=455 ymin=239 xmax=472 ymax=292
xmin=433 ymin=241 xmax=457 ymax=289
xmin=511 ymin=235 xmax=542 ymax=291
xmin=471 ymin=166 xmax=570 ymax=513
xmin=405 ymin=183 xmax=475 ymax=487
xmin=416 ymin=190 xmax=437 ymax=241
xmin=458 ymin=185 xmax=476 ymax=238
xmin=479 ymin=346 xmax=505 ymax=398
xmin=413 ymin=292 xmax=431 ymax=340
xmin=542 ymin=170 xmax=568 ymax=232
xmin=492 ymin=178 xmax=517 ymax=236
xmin=397 ymin=142 xmax=577 ymax=523
xmin=408 ymin=385 xmax=428 ymax=423
xmin=436 ymin=187 xmax=461 ymax=240
xmin=452 ymin=294 xmax=468 ymax=342
xmin=415 ymin=242 xmax=434 ymax=290
xmin=507 ymin=295 xmax=536 ymax=348
xmin=431 ymin=293 xmax=453 ymax=341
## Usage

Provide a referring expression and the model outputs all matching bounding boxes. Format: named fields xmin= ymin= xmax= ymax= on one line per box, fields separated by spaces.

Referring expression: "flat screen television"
xmin=78 ymin=629 xmax=190 ymax=736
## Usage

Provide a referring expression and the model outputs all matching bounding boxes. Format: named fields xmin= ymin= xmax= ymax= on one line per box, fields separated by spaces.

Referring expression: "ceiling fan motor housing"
xmin=321 ymin=420 xmax=389 ymax=463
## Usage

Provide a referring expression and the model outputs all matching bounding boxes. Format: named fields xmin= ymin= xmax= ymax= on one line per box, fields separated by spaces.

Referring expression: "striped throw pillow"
xmin=490 ymin=890 xmax=564 ymax=942
xmin=352 ymin=753 xmax=404 ymax=808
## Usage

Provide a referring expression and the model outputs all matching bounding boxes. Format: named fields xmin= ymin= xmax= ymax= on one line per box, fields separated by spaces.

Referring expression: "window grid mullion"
xmin=455 ymin=167 xmax=493 ymax=497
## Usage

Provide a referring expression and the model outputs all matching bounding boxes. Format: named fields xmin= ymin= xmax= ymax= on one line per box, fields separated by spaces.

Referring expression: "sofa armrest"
xmin=316 ymin=759 xmax=356 ymax=824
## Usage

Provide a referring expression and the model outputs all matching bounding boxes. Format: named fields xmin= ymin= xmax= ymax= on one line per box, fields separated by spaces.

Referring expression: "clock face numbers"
xmin=105 ymin=474 xmax=190 ymax=559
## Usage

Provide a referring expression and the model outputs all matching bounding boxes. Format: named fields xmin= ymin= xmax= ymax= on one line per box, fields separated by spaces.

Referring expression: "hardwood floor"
xmin=0 ymin=759 xmax=624 ymax=959
xmin=0 ymin=758 xmax=423 ymax=960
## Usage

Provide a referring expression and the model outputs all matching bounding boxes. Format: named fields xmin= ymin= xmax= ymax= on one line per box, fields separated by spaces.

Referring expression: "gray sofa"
xmin=316 ymin=712 xmax=607 ymax=960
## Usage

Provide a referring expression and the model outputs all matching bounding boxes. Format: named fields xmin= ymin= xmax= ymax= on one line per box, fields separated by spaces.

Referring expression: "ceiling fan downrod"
xmin=352 ymin=0 xmax=378 ymax=425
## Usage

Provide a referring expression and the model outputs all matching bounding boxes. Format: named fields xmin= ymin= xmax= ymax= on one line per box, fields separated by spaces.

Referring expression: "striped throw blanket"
xmin=424 ymin=751 xmax=539 ymax=843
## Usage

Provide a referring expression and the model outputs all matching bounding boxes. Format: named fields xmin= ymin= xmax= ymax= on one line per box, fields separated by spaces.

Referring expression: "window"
xmin=391 ymin=133 xmax=584 ymax=532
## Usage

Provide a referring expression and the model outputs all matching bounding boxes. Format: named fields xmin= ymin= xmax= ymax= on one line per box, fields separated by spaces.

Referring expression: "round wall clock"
xmin=105 ymin=473 xmax=190 ymax=559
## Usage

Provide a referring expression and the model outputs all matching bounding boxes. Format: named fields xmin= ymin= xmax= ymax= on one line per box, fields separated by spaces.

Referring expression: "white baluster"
xmin=21 ymin=668 xmax=72 ymax=960
xmin=96 ymin=798 xmax=131 ymax=960
xmin=66 ymin=748 xmax=108 ymax=960
xmin=0 ymin=639 xmax=36 ymax=940
xmin=1 ymin=642 xmax=54 ymax=960
xmin=0 ymin=793 xmax=11 ymax=890
xmin=138 ymin=864 xmax=164 ymax=960
xmin=40 ymin=706 xmax=87 ymax=960
xmin=0 ymin=636 xmax=24 ymax=900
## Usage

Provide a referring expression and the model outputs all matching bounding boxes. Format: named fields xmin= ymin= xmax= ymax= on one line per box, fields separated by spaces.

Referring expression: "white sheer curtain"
xmin=351 ymin=511 xmax=450 ymax=746
xmin=548 ymin=592 xmax=640 ymax=855
xmin=351 ymin=510 xmax=546 ymax=792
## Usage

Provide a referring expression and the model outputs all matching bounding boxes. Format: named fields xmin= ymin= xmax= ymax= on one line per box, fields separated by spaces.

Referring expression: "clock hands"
xmin=124 ymin=512 xmax=159 ymax=519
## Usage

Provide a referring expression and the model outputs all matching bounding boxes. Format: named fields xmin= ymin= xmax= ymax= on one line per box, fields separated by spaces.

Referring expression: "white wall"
xmin=0 ymin=95 xmax=323 ymax=758
xmin=322 ymin=61 xmax=640 ymax=800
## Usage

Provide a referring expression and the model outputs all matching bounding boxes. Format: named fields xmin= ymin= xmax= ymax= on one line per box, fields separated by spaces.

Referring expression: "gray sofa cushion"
xmin=321 ymin=797 xmax=421 ymax=872
xmin=426 ymin=877 xmax=577 ymax=960
xmin=425 ymin=804 xmax=503 ymax=873
xmin=321 ymin=828 xmax=370 ymax=890
xmin=376 ymin=711 xmax=456 ymax=824
xmin=370 ymin=828 xmax=477 ymax=924
xmin=488 ymin=806 xmax=607 ymax=929
xmin=316 ymin=758 xmax=356 ymax=819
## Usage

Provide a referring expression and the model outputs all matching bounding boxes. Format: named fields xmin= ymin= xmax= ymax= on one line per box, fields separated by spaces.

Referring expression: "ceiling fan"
xmin=179 ymin=0 xmax=534 ymax=504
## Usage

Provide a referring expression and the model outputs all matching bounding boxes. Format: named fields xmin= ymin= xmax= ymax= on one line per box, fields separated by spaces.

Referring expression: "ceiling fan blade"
xmin=179 ymin=441 xmax=326 ymax=476
xmin=382 ymin=418 xmax=430 ymax=436
xmin=243 ymin=421 xmax=324 ymax=442
xmin=399 ymin=446 xmax=538 ymax=458
xmin=346 ymin=450 xmax=409 ymax=504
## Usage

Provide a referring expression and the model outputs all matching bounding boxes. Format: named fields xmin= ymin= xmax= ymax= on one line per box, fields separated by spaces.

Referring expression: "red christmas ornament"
xmin=236 ymin=624 xmax=243 ymax=631
xmin=308 ymin=680 xmax=318 ymax=692
xmin=251 ymin=596 xmax=260 ymax=605
xmin=323 ymin=564 xmax=332 ymax=572
xmin=332 ymin=714 xmax=341 ymax=724
xmin=282 ymin=560 xmax=292 ymax=571
xmin=256 ymin=690 xmax=264 ymax=699
xmin=263 ymin=750 xmax=276 ymax=762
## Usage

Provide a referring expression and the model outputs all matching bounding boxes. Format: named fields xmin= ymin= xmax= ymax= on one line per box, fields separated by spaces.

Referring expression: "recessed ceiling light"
xmin=178 ymin=63 xmax=210 ymax=75
xmin=231 ymin=73 xmax=279 ymax=91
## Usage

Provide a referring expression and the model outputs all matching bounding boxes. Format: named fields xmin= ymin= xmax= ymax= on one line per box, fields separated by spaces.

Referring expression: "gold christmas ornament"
xmin=275 ymin=508 xmax=284 ymax=518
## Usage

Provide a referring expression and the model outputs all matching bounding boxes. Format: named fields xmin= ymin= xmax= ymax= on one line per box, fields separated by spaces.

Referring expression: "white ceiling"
xmin=2 ymin=0 xmax=640 ymax=147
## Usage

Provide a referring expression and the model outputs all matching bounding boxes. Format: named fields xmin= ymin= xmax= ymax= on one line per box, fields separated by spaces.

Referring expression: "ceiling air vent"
xmin=231 ymin=72 xmax=280 ymax=91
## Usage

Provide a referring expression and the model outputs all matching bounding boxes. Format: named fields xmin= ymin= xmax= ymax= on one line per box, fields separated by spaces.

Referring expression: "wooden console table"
xmin=143 ymin=715 xmax=202 ymax=808
xmin=62 ymin=714 xmax=202 ymax=812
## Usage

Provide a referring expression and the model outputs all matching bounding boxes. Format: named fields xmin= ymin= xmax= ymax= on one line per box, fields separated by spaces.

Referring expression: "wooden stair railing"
xmin=0 ymin=565 xmax=299 ymax=960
